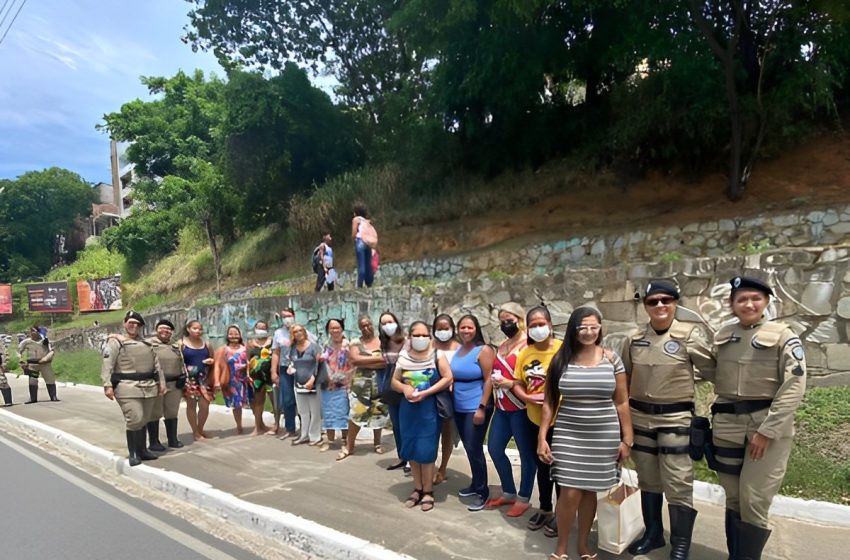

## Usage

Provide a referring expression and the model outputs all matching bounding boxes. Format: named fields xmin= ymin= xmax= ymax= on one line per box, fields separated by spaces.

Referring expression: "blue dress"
xmin=398 ymin=355 xmax=441 ymax=464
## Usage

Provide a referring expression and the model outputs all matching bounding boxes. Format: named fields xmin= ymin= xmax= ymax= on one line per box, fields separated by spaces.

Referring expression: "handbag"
xmin=379 ymin=366 xmax=402 ymax=405
xmin=434 ymin=390 xmax=454 ymax=419
xmin=596 ymin=469 xmax=644 ymax=554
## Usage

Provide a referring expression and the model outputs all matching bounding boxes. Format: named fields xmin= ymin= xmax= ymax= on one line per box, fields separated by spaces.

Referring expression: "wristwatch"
xmin=622 ymin=440 xmax=634 ymax=448
xmin=478 ymin=403 xmax=487 ymax=410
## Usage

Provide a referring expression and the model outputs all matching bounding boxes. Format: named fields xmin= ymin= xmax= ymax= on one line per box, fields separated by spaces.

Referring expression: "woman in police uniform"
xmin=145 ymin=319 xmax=186 ymax=451
xmin=18 ymin=325 xmax=59 ymax=403
xmin=101 ymin=311 xmax=166 ymax=466
xmin=623 ymin=280 xmax=715 ymax=560
xmin=708 ymin=276 xmax=805 ymax=560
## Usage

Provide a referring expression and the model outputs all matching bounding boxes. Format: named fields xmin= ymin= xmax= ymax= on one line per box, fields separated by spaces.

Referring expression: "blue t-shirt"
xmin=451 ymin=346 xmax=485 ymax=413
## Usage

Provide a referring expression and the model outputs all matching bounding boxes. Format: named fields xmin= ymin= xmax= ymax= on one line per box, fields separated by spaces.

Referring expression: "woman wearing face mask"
xmin=485 ymin=303 xmax=536 ymax=518
xmin=339 ymin=315 xmax=389 ymax=460
xmin=247 ymin=320 xmax=274 ymax=436
xmin=538 ymin=307 xmax=633 ymax=560
xmin=378 ymin=311 xmax=408 ymax=469
xmin=431 ymin=314 xmax=460 ymax=485
xmin=391 ymin=321 xmax=453 ymax=512
xmin=450 ymin=314 xmax=495 ymax=512
xmin=320 ymin=318 xmax=353 ymax=452
xmin=288 ymin=323 xmax=325 ymax=446
xmin=512 ymin=306 xmax=562 ymax=536
xmin=214 ymin=325 xmax=250 ymax=435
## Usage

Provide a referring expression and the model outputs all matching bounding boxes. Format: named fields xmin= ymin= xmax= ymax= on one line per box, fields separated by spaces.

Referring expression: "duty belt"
xmin=711 ymin=399 xmax=773 ymax=415
xmin=114 ymin=372 xmax=157 ymax=381
xmin=629 ymin=399 xmax=694 ymax=415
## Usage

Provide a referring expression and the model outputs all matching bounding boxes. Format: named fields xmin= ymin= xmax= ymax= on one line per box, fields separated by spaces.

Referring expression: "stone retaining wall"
xmin=56 ymin=245 xmax=850 ymax=387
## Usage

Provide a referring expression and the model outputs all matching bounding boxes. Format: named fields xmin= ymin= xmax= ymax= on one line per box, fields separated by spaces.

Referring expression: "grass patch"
xmin=52 ymin=349 xmax=103 ymax=386
xmin=221 ymin=224 xmax=292 ymax=277
xmin=252 ymin=285 xmax=290 ymax=298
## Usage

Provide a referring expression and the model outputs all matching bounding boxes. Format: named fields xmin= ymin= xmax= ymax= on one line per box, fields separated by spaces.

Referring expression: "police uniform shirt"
xmin=100 ymin=334 xmax=164 ymax=398
xmin=145 ymin=336 xmax=185 ymax=381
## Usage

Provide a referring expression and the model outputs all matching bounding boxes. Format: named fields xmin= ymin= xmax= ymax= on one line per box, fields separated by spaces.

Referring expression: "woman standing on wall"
xmin=451 ymin=314 xmax=495 ymax=512
xmin=321 ymin=318 xmax=353 ymax=451
xmin=485 ymin=303 xmax=537 ymax=518
xmin=351 ymin=202 xmax=375 ymax=288
xmin=378 ymin=311 xmax=407 ymax=469
xmin=432 ymin=313 xmax=460 ymax=485
xmin=512 ymin=306 xmax=562 ymax=536
xmin=247 ymin=320 xmax=275 ymax=436
xmin=339 ymin=315 xmax=388 ymax=460
xmin=537 ymin=306 xmax=633 ymax=560
xmin=705 ymin=276 xmax=806 ymax=560
xmin=215 ymin=325 xmax=250 ymax=435
xmin=181 ymin=320 xmax=215 ymax=441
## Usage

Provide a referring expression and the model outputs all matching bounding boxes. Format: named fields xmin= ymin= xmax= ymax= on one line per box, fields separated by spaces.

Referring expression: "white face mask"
xmin=433 ymin=329 xmax=453 ymax=342
xmin=381 ymin=322 xmax=398 ymax=336
xmin=410 ymin=336 xmax=430 ymax=351
xmin=282 ymin=317 xmax=295 ymax=327
xmin=528 ymin=325 xmax=551 ymax=342
xmin=254 ymin=329 xmax=268 ymax=338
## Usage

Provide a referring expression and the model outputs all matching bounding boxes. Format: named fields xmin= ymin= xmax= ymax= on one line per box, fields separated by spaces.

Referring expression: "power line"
xmin=0 ymin=0 xmax=16 ymax=31
xmin=0 ymin=0 xmax=27 ymax=47
xmin=0 ymin=0 xmax=12 ymax=24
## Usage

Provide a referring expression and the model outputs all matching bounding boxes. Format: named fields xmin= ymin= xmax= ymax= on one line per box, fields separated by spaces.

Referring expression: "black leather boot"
xmin=164 ymin=418 xmax=184 ymax=448
xmin=736 ymin=521 xmax=771 ymax=560
xmin=725 ymin=509 xmax=741 ymax=559
xmin=136 ymin=428 xmax=159 ymax=461
xmin=1 ymin=387 xmax=12 ymax=406
xmin=147 ymin=421 xmax=166 ymax=452
xmin=46 ymin=383 xmax=60 ymax=401
xmin=628 ymin=491 xmax=666 ymax=555
xmin=25 ymin=383 xmax=38 ymax=404
xmin=127 ymin=430 xmax=141 ymax=467
xmin=668 ymin=504 xmax=698 ymax=560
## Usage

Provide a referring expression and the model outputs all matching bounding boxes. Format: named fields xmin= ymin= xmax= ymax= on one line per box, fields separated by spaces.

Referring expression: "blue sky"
xmin=0 ymin=0 xmax=224 ymax=183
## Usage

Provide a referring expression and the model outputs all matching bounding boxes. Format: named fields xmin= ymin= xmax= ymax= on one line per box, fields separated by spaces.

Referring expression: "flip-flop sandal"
xmin=336 ymin=447 xmax=352 ymax=461
xmin=404 ymin=489 xmax=423 ymax=508
xmin=578 ymin=555 xmax=597 ymax=560
xmin=548 ymin=555 xmax=569 ymax=560
xmin=527 ymin=512 xmax=552 ymax=531
xmin=420 ymin=491 xmax=435 ymax=512
xmin=374 ymin=444 xmax=386 ymax=454
xmin=543 ymin=516 xmax=558 ymax=538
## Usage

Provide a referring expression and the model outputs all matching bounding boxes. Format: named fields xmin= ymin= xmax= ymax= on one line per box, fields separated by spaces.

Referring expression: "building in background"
xmin=110 ymin=139 xmax=135 ymax=217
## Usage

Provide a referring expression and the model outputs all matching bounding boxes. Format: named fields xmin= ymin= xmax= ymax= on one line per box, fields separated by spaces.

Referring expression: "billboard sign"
xmin=77 ymin=275 xmax=123 ymax=312
xmin=26 ymin=281 xmax=73 ymax=313
xmin=0 ymin=284 xmax=11 ymax=314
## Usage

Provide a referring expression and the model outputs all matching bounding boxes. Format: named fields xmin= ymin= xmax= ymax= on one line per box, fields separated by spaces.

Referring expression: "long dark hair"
xmin=432 ymin=313 xmax=456 ymax=340
xmin=525 ymin=305 xmax=552 ymax=346
xmin=225 ymin=324 xmax=244 ymax=346
xmin=544 ymin=306 xmax=603 ymax=410
xmin=378 ymin=311 xmax=404 ymax=352
xmin=325 ymin=318 xmax=345 ymax=334
xmin=457 ymin=314 xmax=486 ymax=346
xmin=353 ymin=202 xmax=368 ymax=218
xmin=182 ymin=320 xmax=202 ymax=339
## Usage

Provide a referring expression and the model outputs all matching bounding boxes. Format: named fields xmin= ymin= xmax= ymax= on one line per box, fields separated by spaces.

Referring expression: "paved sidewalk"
xmin=2 ymin=378 xmax=847 ymax=560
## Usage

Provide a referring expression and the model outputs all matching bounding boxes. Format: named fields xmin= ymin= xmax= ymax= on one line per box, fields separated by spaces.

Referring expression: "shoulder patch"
xmin=102 ymin=346 xmax=111 ymax=359
xmin=663 ymin=340 xmax=681 ymax=354
xmin=791 ymin=345 xmax=805 ymax=361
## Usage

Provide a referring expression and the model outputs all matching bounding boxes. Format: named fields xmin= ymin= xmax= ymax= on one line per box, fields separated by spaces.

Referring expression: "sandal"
xmin=336 ymin=447 xmax=352 ymax=461
xmin=543 ymin=515 xmax=558 ymax=538
xmin=404 ymin=488 xmax=423 ymax=508
xmin=548 ymin=555 xmax=569 ymax=560
xmin=374 ymin=444 xmax=385 ymax=455
xmin=420 ymin=491 xmax=435 ymax=512
xmin=528 ymin=512 xmax=552 ymax=531
xmin=578 ymin=555 xmax=597 ymax=560
xmin=506 ymin=501 xmax=531 ymax=518
xmin=485 ymin=495 xmax=516 ymax=509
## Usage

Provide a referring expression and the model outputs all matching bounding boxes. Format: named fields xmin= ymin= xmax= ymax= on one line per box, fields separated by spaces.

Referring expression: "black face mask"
xmin=500 ymin=320 xmax=519 ymax=338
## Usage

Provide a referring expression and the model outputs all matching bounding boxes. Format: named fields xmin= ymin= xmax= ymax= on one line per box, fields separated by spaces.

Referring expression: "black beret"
xmin=155 ymin=318 xmax=175 ymax=330
xmin=124 ymin=310 xmax=145 ymax=326
xmin=730 ymin=276 xmax=773 ymax=297
xmin=644 ymin=279 xmax=680 ymax=300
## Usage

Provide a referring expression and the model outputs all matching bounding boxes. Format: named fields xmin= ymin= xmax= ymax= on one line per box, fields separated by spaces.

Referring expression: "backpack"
xmin=311 ymin=244 xmax=323 ymax=274
xmin=358 ymin=218 xmax=379 ymax=248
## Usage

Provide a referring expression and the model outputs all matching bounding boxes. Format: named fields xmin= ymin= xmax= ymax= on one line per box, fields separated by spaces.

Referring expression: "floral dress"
xmin=248 ymin=340 xmax=273 ymax=392
xmin=224 ymin=345 xmax=252 ymax=408
xmin=347 ymin=338 xmax=389 ymax=429
xmin=321 ymin=340 xmax=354 ymax=430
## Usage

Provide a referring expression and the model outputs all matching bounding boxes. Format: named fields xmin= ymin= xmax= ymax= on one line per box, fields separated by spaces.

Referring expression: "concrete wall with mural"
xmin=56 ymin=244 xmax=850 ymax=387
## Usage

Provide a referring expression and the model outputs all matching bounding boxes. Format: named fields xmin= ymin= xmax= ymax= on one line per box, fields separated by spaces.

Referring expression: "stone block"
xmin=490 ymin=291 xmax=512 ymax=306
xmin=772 ymin=214 xmax=799 ymax=227
xmin=828 ymin=222 xmax=850 ymax=236
xmin=682 ymin=278 xmax=710 ymax=297
xmin=824 ymin=343 xmax=850 ymax=370
xmin=823 ymin=209 xmax=839 ymax=226
xmin=718 ymin=219 xmax=736 ymax=232
xmin=806 ymin=210 xmax=825 ymax=223
xmin=817 ymin=248 xmax=849 ymax=263
xmin=597 ymin=301 xmax=637 ymax=323
xmin=683 ymin=223 xmax=699 ymax=233
xmin=805 ymin=318 xmax=840 ymax=344
xmin=800 ymin=282 xmax=835 ymax=316
xmin=699 ymin=221 xmax=719 ymax=232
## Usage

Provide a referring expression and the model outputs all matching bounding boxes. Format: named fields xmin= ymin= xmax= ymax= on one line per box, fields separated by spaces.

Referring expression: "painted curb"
xmin=0 ymin=408 xmax=412 ymax=560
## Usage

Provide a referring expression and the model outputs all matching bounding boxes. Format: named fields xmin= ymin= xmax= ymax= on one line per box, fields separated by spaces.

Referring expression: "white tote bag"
xmin=597 ymin=470 xmax=644 ymax=554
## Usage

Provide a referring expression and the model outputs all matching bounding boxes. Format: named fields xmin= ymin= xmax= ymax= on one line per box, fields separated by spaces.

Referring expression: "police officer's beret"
xmin=730 ymin=276 xmax=773 ymax=297
xmin=644 ymin=279 xmax=680 ymax=300
xmin=124 ymin=310 xmax=145 ymax=325
xmin=155 ymin=318 xmax=175 ymax=330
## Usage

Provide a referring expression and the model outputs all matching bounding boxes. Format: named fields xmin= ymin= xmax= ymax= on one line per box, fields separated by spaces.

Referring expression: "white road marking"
xmin=0 ymin=433 xmax=241 ymax=560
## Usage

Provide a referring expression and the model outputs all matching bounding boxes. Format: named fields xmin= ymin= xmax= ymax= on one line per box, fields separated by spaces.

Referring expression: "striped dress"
xmin=551 ymin=352 xmax=625 ymax=491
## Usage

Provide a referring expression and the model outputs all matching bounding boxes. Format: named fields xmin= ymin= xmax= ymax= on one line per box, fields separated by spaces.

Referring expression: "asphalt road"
xmin=0 ymin=433 xmax=267 ymax=560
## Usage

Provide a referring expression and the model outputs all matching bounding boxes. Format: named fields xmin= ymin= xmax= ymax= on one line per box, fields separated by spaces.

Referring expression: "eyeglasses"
xmin=645 ymin=296 xmax=676 ymax=307
xmin=576 ymin=325 xmax=601 ymax=333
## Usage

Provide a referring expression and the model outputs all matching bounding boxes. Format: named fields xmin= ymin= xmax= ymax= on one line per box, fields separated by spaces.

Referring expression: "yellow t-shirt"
xmin=515 ymin=339 xmax=563 ymax=426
